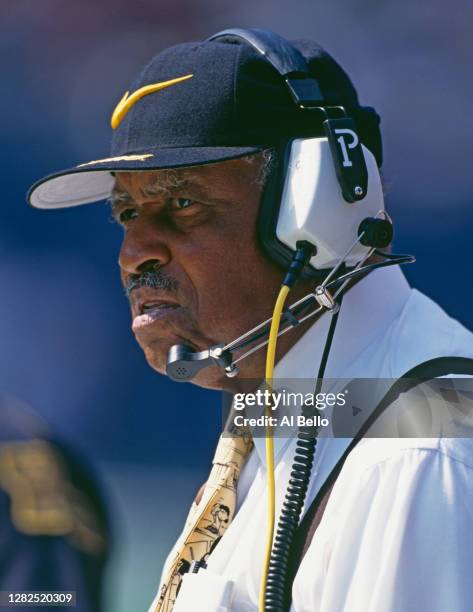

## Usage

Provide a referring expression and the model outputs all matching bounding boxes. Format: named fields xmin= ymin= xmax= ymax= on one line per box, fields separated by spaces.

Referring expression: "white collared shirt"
xmin=150 ymin=266 xmax=473 ymax=612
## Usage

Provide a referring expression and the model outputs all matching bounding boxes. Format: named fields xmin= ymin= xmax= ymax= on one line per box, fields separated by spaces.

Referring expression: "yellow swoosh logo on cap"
xmin=110 ymin=74 xmax=194 ymax=129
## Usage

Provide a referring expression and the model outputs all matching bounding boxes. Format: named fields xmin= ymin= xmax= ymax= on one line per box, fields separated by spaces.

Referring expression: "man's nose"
xmin=118 ymin=217 xmax=172 ymax=275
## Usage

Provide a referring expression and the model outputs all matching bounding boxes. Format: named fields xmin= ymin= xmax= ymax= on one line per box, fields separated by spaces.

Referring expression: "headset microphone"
xmin=166 ymin=344 xmax=237 ymax=381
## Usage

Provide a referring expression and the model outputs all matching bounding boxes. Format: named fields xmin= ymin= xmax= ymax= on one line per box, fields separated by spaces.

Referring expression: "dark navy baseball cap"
xmin=28 ymin=32 xmax=382 ymax=209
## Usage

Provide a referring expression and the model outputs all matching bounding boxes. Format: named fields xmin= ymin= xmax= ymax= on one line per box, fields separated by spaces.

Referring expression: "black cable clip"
xmin=283 ymin=307 xmax=300 ymax=327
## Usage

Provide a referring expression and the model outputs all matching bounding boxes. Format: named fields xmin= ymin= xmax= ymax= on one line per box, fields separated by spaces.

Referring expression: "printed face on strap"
xmin=111 ymin=155 xmax=314 ymax=390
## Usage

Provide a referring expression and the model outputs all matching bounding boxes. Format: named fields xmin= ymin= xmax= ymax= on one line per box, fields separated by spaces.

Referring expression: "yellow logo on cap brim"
xmin=77 ymin=154 xmax=154 ymax=167
xmin=110 ymin=74 xmax=194 ymax=129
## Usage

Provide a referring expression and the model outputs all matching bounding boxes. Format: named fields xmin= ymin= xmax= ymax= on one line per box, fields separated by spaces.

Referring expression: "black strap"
xmin=286 ymin=356 xmax=473 ymax=593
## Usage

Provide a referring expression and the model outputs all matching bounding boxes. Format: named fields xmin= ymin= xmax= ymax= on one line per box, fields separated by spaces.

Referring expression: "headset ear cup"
xmin=256 ymin=141 xmax=328 ymax=283
xmin=256 ymin=141 xmax=291 ymax=269
xmin=271 ymin=137 xmax=385 ymax=271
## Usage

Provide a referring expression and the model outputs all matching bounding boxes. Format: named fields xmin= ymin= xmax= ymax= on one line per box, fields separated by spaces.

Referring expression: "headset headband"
xmin=210 ymin=27 xmax=374 ymax=203
xmin=209 ymin=28 xmax=382 ymax=171
xmin=208 ymin=28 xmax=325 ymax=107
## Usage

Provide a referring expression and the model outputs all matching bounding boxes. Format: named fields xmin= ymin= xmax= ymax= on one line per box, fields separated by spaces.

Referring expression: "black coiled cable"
xmin=264 ymin=296 xmax=343 ymax=612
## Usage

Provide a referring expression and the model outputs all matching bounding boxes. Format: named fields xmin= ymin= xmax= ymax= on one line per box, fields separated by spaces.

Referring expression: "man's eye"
xmin=171 ymin=198 xmax=196 ymax=211
xmin=118 ymin=208 xmax=138 ymax=223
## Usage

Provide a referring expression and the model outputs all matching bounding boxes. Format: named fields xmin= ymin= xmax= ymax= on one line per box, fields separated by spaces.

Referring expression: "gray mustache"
xmin=124 ymin=270 xmax=179 ymax=298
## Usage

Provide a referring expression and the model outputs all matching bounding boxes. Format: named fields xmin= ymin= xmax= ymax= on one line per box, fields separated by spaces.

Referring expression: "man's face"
xmin=217 ymin=508 xmax=229 ymax=522
xmin=112 ymin=155 xmax=292 ymax=390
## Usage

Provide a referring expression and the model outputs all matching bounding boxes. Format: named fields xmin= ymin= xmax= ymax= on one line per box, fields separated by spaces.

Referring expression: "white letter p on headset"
xmin=334 ymin=128 xmax=359 ymax=167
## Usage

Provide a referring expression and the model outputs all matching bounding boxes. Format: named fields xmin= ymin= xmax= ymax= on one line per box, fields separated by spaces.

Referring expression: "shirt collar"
xmin=251 ymin=265 xmax=411 ymax=466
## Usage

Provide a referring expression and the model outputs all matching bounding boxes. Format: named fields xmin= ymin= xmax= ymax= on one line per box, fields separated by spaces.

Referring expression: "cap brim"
xmin=27 ymin=145 xmax=263 ymax=210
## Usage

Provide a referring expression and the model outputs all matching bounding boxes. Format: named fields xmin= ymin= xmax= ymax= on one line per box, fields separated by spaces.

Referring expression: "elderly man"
xmin=28 ymin=29 xmax=473 ymax=612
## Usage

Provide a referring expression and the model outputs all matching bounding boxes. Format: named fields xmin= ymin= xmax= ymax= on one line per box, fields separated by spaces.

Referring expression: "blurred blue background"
xmin=1 ymin=1 xmax=472 ymax=610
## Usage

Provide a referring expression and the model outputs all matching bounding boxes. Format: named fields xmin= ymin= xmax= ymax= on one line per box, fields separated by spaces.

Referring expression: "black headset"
xmin=208 ymin=28 xmax=386 ymax=280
